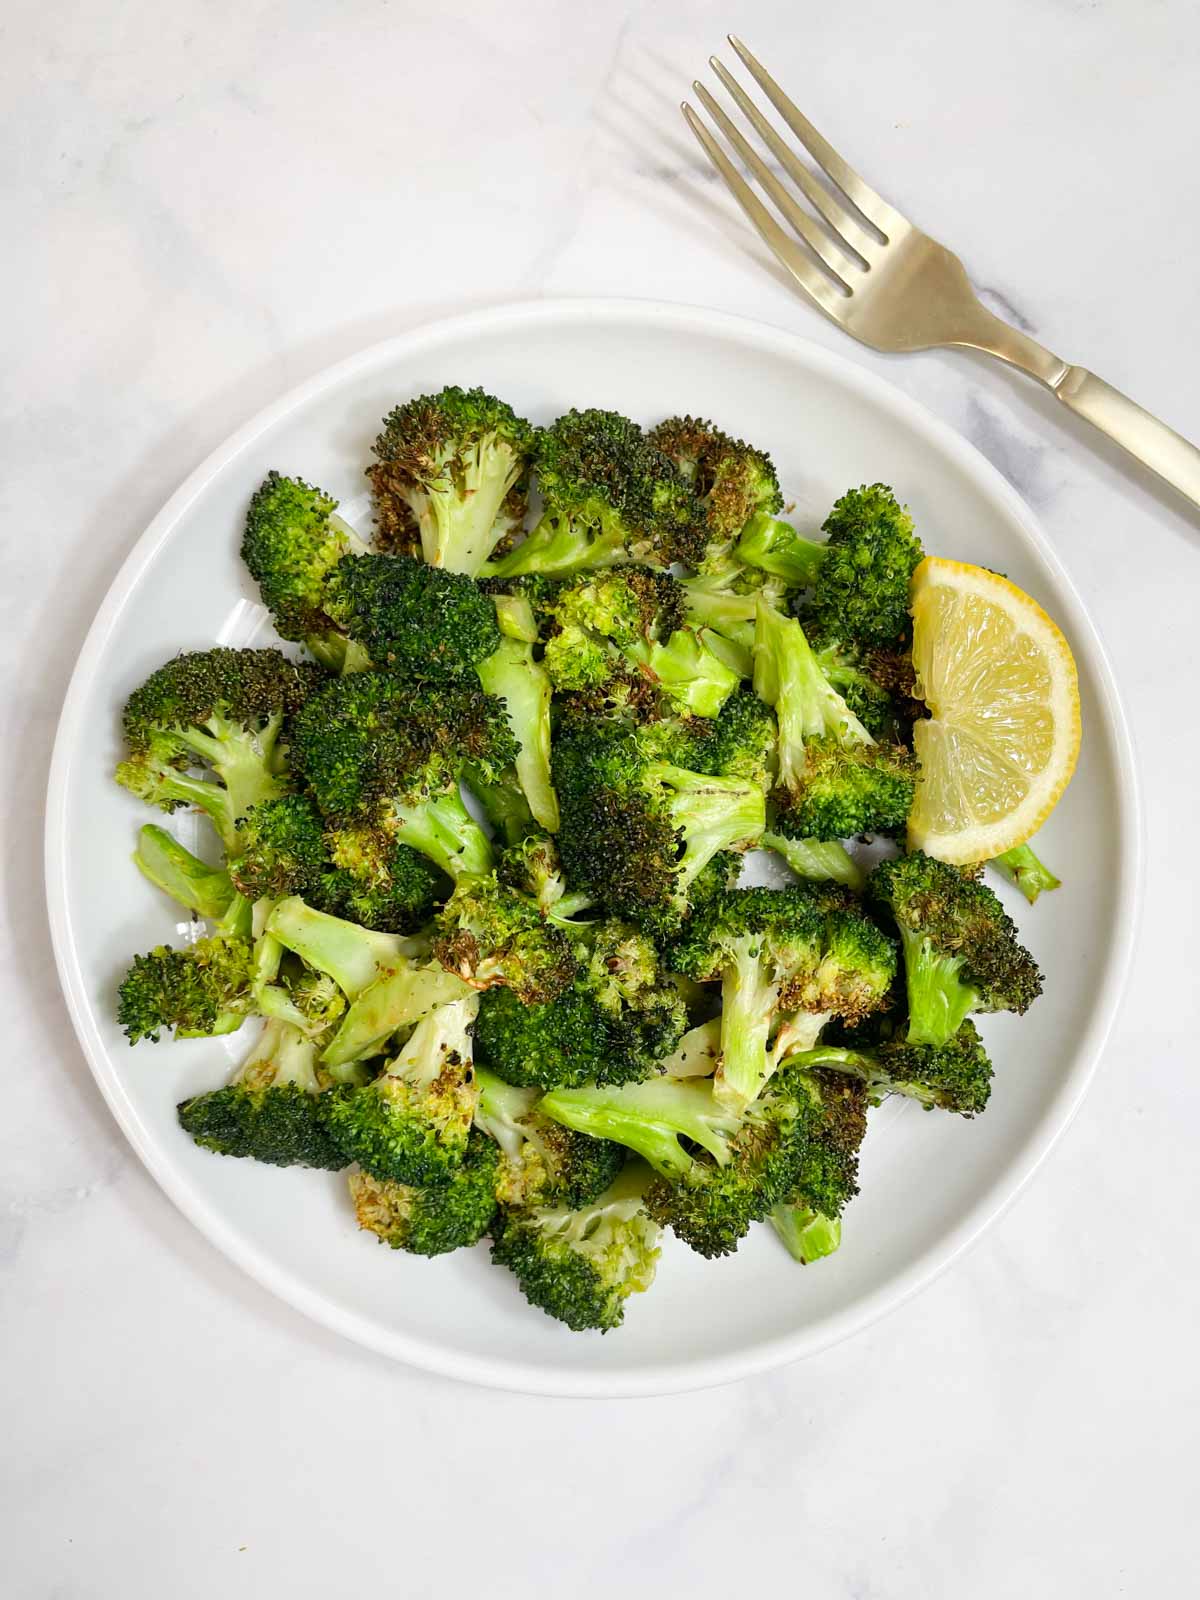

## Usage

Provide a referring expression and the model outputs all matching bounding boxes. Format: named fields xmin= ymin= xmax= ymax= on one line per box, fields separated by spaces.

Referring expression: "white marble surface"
xmin=3 ymin=1 xmax=1198 ymax=1593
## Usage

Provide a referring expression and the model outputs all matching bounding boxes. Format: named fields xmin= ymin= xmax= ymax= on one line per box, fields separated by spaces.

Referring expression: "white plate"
xmin=45 ymin=299 xmax=1141 ymax=1397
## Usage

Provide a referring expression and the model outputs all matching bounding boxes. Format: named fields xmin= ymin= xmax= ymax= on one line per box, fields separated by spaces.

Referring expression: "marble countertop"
xmin=4 ymin=2 xmax=1198 ymax=1594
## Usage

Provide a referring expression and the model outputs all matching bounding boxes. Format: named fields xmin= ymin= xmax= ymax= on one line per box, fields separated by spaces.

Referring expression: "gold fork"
xmin=683 ymin=37 xmax=1200 ymax=514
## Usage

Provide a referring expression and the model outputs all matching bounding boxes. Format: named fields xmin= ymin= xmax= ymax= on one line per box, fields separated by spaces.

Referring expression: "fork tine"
xmin=708 ymin=57 xmax=875 ymax=261
xmin=727 ymin=35 xmax=902 ymax=236
xmin=692 ymin=83 xmax=854 ymax=286
xmin=680 ymin=101 xmax=847 ymax=315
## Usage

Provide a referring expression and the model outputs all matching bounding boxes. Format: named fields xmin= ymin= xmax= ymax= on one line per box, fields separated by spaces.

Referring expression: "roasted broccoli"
xmin=668 ymin=885 xmax=896 ymax=1111
xmin=320 ymin=994 xmax=480 ymax=1183
xmin=738 ymin=483 xmax=923 ymax=647
xmin=789 ymin=1018 xmax=994 ymax=1116
xmin=753 ymin=603 xmax=917 ymax=840
xmin=118 ymin=933 xmax=255 ymax=1044
xmin=554 ymin=716 xmax=765 ymax=934
xmin=990 ymin=840 xmax=1061 ymax=905
xmin=490 ymin=1162 xmax=661 ymax=1331
xmin=473 ymin=919 xmax=687 ymax=1089
xmin=769 ymin=1204 xmax=842 ymax=1264
xmin=241 ymin=472 xmax=371 ymax=672
xmin=177 ymin=1016 xmax=348 ymax=1168
xmin=325 ymin=551 xmax=501 ymax=679
xmin=432 ymin=873 xmax=576 ymax=1004
xmin=132 ymin=824 xmax=239 ymax=921
xmin=490 ymin=409 xmax=707 ymax=576
xmin=869 ymin=851 xmax=1043 ymax=1046
xmin=349 ymin=1133 xmax=499 ymax=1255
xmin=648 ymin=415 xmax=783 ymax=570
xmin=115 ymin=648 xmax=322 ymax=856
xmin=473 ymin=1066 xmax=626 ymax=1208
xmin=289 ymin=671 xmax=514 ymax=883
xmin=761 ymin=831 xmax=866 ymax=892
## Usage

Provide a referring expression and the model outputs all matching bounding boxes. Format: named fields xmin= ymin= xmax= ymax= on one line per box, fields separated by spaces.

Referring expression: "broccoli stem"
xmin=170 ymin=712 xmax=288 ymax=813
xmin=490 ymin=513 xmax=626 ymax=578
xmin=761 ymin=831 xmax=866 ymax=891
xmin=769 ymin=1204 xmax=841 ymax=1264
xmin=132 ymin=824 xmax=236 ymax=920
xmin=415 ymin=443 xmax=524 ymax=575
xmin=472 ymin=1065 xmax=541 ymax=1159
xmin=238 ymin=1015 xmax=322 ymax=1093
xmin=266 ymin=896 xmax=418 ymax=999
xmin=308 ymin=636 xmax=372 ymax=675
xmin=646 ymin=764 xmax=765 ymax=895
xmin=464 ymin=766 xmax=534 ymax=847
xmin=899 ymin=927 xmax=979 ymax=1047
xmin=627 ymin=633 xmax=740 ymax=719
xmin=540 ymin=1078 xmax=739 ymax=1180
xmin=991 ymin=841 xmax=1061 ymax=904
xmin=736 ymin=512 xmax=825 ymax=587
xmin=322 ymin=964 xmax=472 ymax=1068
xmin=390 ymin=789 xmax=494 ymax=883
xmin=713 ymin=937 xmax=777 ymax=1111
xmin=215 ymin=890 xmax=253 ymax=941
xmin=661 ymin=1017 xmax=722 ymax=1077
xmin=752 ymin=603 xmax=871 ymax=789
xmin=476 ymin=637 xmax=560 ymax=832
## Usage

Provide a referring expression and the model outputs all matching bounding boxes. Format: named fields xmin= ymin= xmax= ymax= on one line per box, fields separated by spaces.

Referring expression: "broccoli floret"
xmin=432 ymin=874 xmax=576 ymax=1005
xmin=368 ymin=386 xmax=534 ymax=575
xmin=496 ymin=832 xmax=594 ymax=923
xmin=540 ymin=1071 xmax=812 ymax=1258
xmin=132 ymin=824 xmax=239 ymax=921
xmin=473 ymin=1066 xmax=626 ymax=1209
xmin=473 ymin=919 xmax=686 ymax=1089
xmin=476 ymin=631 xmax=560 ymax=832
xmin=990 ymin=840 xmax=1061 ymax=905
xmin=265 ymin=895 xmax=469 ymax=1066
xmin=117 ymin=933 xmax=255 ymax=1043
xmin=320 ymin=995 xmax=480 ymax=1184
xmin=782 ymin=1069 xmax=869 ymax=1221
xmin=490 ymin=1162 xmax=661 ymax=1332
xmin=230 ymin=793 xmax=330 ymax=899
xmin=790 ymin=1018 xmax=994 ymax=1116
xmin=769 ymin=1205 xmax=842 ymax=1264
xmin=812 ymin=636 xmax=911 ymax=742
xmin=325 ymin=551 xmax=502 ymax=679
xmin=490 ymin=409 xmax=707 ymax=577
xmin=668 ymin=886 xmax=896 ymax=1111
xmin=289 ymin=672 xmax=514 ymax=882
xmin=553 ymin=717 xmax=765 ymax=934
xmin=738 ymin=484 xmax=923 ymax=647
xmin=114 ymin=648 xmax=323 ymax=856
xmin=177 ymin=1016 xmax=348 ymax=1168
xmin=685 ymin=687 xmax=776 ymax=790
xmin=241 ymin=472 xmax=371 ymax=672
xmin=869 ymin=851 xmax=1043 ymax=1046
xmin=678 ymin=568 xmax=788 ymax=677
xmin=350 ymin=1133 xmax=499 ymax=1255
xmin=648 ymin=415 xmax=782 ymax=570
xmin=753 ymin=603 xmax=917 ymax=840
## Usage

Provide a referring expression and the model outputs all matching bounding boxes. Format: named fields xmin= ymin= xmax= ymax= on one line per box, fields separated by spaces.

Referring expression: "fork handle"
xmin=1050 ymin=366 xmax=1200 ymax=512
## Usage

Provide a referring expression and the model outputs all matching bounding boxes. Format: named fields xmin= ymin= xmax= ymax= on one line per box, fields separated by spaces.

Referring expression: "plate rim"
xmin=43 ymin=295 xmax=1144 ymax=1397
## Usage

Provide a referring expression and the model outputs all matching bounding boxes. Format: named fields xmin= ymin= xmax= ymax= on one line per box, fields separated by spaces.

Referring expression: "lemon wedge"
xmin=907 ymin=558 xmax=1081 ymax=864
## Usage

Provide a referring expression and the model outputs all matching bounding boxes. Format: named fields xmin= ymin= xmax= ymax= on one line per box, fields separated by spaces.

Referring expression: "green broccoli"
xmin=324 ymin=551 xmax=501 ymax=679
xmin=761 ymin=831 xmax=866 ymax=892
xmin=677 ymin=568 xmax=787 ymax=676
xmin=781 ymin=1069 xmax=869 ymax=1222
xmin=788 ymin=1018 xmax=994 ymax=1116
xmin=753 ymin=602 xmax=917 ymax=841
xmin=432 ymin=873 xmax=577 ymax=1005
xmin=241 ymin=471 xmax=371 ymax=672
xmin=114 ymin=648 xmax=323 ymax=856
xmin=476 ymin=600 xmax=559 ymax=832
xmin=132 ymin=824 xmax=239 ymax=921
xmin=990 ymin=840 xmax=1061 ymax=905
xmin=668 ymin=886 xmax=896 ymax=1112
xmin=473 ymin=1066 xmax=626 ymax=1209
xmin=496 ymin=832 xmax=594 ymax=924
xmin=473 ymin=919 xmax=687 ymax=1089
xmin=489 ymin=409 xmax=707 ymax=577
xmin=320 ymin=995 xmax=481 ymax=1184
xmin=812 ymin=636 xmax=914 ymax=742
xmin=368 ymin=386 xmax=534 ymax=574
xmin=349 ymin=1133 xmax=499 ymax=1255
xmin=553 ymin=716 xmax=765 ymax=934
xmin=490 ymin=1162 xmax=661 ymax=1332
xmin=648 ymin=415 xmax=783 ymax=570
xmin=769 ymin=1205 xmax=842 ymax=1264
xmin=869 ymin=851 xmax=1043 ymax=1046
xmin=176 ymin=1016 xmax=348 ymax=1168
xmin=117 ymin=933 xmax=255 ymax=1043
xmin=289 ymin=671 xmax=515 ymax=883
xmin=738 ymin=483 xmax=923 ymax=647
xmin=265 ymin=895 xmax=469 ymax=1067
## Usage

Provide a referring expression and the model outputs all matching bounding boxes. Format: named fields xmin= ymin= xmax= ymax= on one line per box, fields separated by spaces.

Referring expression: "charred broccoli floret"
xmin=789 ymin=1018 xmax=994 ymax=1116
xmin=648 ymin=415 xmax=782 ymax=570
xmin=114 ymin=648 xmax=323 ymax=856
xmin=241 ymin=472 xmax=371 ymax=672
xmin=177 ymin=1016 xmax=348 ymax=1168
xmin=325 ymin=551 xmax=501 ymax=679
xmin=667 ymin=886 xmax=896 ymax=1111
xmin=490 ymin=409 xmax=707 ymax=577
xmin=350 ymin=1133 xmax=499 ymax=1255
xmin=869 ymin=851 xmax=1043 ymax=1046
xmin=320 ymin=995 xmax=480 ymax=1183
xmin=473 ymin=1067 xmax=626 ymax=1209
xmin=368 ymin=386 xmax=534 ymax=574
xmin=490 ymin=1162 xmax=661 ymax=1332
xmin=117 ymin=933 xmax=255 ymax=1043
xmin=432 ymin=873 xmax=576 ymax=1005
xmin=738 ymin=483 xmax=923 ymax=647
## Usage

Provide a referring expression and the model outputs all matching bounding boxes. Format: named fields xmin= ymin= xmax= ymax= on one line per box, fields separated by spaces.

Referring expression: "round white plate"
xmin=45 ymin=299 xmax=1140 ymax=1396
